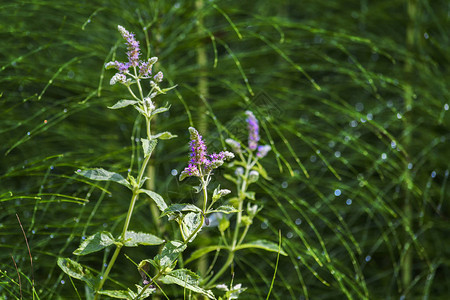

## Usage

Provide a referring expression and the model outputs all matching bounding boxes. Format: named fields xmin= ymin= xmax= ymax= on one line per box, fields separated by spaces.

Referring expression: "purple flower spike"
xmin=179 ymin=127 xmax=234 ymax=181
xmin=118 ymin=25 xmax=140 ymax=67
xmin=245 ymin=111 xmax=260 ymax=150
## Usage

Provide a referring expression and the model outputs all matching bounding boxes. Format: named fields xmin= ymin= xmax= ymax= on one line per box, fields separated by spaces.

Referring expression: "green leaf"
xmin=97 ymin=290 xmax=130 ymax=299
xmin=185 ymin=245 xmax=225 ymax=264
xmin=234 ymin=240 xmax=287 ymax=256
xmin=219 ymin=216 xmax=230 ymax=232
xmin=108 ymin=99 xmax=139 ymax=109
xmin=57 ymin=257 xmax=97 ymax=288
xmin=141 ymin=138 xmax=157 ymax=157
xmin=244 ymin=191 xmax=255 ymax=200
xmin=77 ymin=168 xmax=130 ymax=189
xmin=182 ymin=212 xmax=202 ymax=242
xmin=161 ymin=269 xmax=215 ymax=299
xmin=73 ymin=231 xmax=115 ymax=256
xmin=161 ymin=203 xmax=201 ymax=217
xmin=150 ymin=106 xmax=170 ymax=116
xmin=151 ymin=131 xmax=177 ymax=140
xmin=123 ymin=231 xmax=165 ymax=247
xmin=139 ymin=189 xmax=168 ymax=211
xmin=207 ymin=205 xmax=239 ymax=214
xmin=155 ymin=240 xmax=187 ymax=269
xmin=160 ymin=85 xmax=177 ymax=94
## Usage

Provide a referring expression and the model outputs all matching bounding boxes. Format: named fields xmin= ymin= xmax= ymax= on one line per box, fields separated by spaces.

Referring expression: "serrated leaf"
xmin=223 ymin=173 xmax=237 ymax=184
xmin=151 ymin=131 xmax=177 ymax=140
xmin=182 ymin=212 xmax=202 ymax=242
xmin=234 ymin=240 xmax=287 ymax=256
xmin=161 ymin=204 xmax=201 ymax=217
xmin=208 ymin=205 xmax=239 ymax=214
xmin=108 ymin=99 xmax=139 ymax=109
xmin=141 ymin=138 xmax=157 ymax=157
xmin=155 ymin=240 xmax=187 ymax=269
xmin=135 ymin=284 xmax=156 ymax=298
xmin=185 ymin=245 xmax=225 ymax=264
xmin=161 ymin=269 xmax=215 ymax=299
xmin=97 ymin=290 xmax=130 ymax=299
xmin=73 ymin=231 xmax=115 ymax=256
xmin=57 ymin=257 xmax=97 ymax=288
xmin=77 ymin=168 xmax=130 ymax=189
xmin=123 ymin=231 xmax=165 ymax=247
xmin=139 ymin=189 xmax=168 ymax=211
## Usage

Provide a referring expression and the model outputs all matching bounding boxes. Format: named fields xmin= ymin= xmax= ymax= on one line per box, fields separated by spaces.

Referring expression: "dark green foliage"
xmin=1 ymin=0 xmax=448 ymax=299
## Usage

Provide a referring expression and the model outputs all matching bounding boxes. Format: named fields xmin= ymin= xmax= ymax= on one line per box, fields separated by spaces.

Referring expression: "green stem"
xmin=95 ymin=119 xmax=153 ymax=299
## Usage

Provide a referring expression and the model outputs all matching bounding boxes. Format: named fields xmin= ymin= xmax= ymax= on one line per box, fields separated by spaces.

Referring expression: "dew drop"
xmin=297 ymin=255 xmax=301 ymax=260
xmin=135 ymin=137 xmax=140 ymax=142
xmin=400 ymin=295 xmax=405 ymax=300
xmin=444 ymin=103 xmax=449 ymax=111
xmin=431 ymin=171 xmax=436 ymax=178
xmin=50 ymin=165 xmax=54 ymax=170
xmin=32 ymin=230 xmax=36 ymax=234
xmin=261 ymin=221 xmax=268 ymax=229
xmin=77 ymin=169 xmax=81 ymax=173
xmin=63 ymin=108 xmax=68 ymax=113
xmin=344 ymin=136 xmax=351 ymax=142
xmin=396 ymin=113 xmax=402 ymax=119
xmin=381 ymin=153 xmax=387 ymax=160
xmin=171 ymin=169 xmax=178 ymax=176
xmin=61 ymin=280 xmax=65 ymax=284
xmin=82 ymin=236 xmax=86 ymax=240
xmin=350 ymin=120 xmax=358 ymax=128
xmin=355 ymin=102 xmax=364 ymax=112
xmin=100 ymin=276 xmax=103 ymax=280
xmin=407 ymin=163 xmax=413 ymax=170
xmin=334 ymin=189 xmax=341 ymax=196
xmin=367 ymin=113 xmax=373 ymax=120
xmin=286 ymin=232 xmax=294 ymax=239
xmin=295 ymin=218 xmax=302 ymax=225
xmin=424 ymin=32 xmax=429 ymax=39
xmin=310 ymin=155 xmax=317 ymax=162
xmin=391 ymin=141 xmax=397 ymax=149
xmin=281 ymin=181 xmax=288 ymax=188
xmin=50 ymin=234 xmax=54 ymax=239
xmin=316 ymin=149 xmax=320 ymax=154
xmin=387 ymin=100 xmax=393 ymax=107
xmin=346 ymin=199 xmax=352 ymax=205
xmin=104 ymin=263 xmax=108 ymax=267
xmin=103 ymin=223 xmax=108 ymax=227
xmin=27 ymin=132 xmax=31 ymax=136
xmin=334 ymin=151 xmax=341 ymax=158
xmin=328 ymin=141 xmax=336 ymax=148
xmin=365 ymin=255 xmax=371 ymax=262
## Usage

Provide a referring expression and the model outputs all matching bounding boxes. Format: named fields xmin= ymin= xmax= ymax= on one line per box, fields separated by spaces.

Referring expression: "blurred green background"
xmin=1 ymin=0 xmax=449 ymax=299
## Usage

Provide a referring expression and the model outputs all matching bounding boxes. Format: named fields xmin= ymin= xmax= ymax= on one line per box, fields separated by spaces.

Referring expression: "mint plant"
xmin=57 ymin=25 xmax=284 ymax=300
